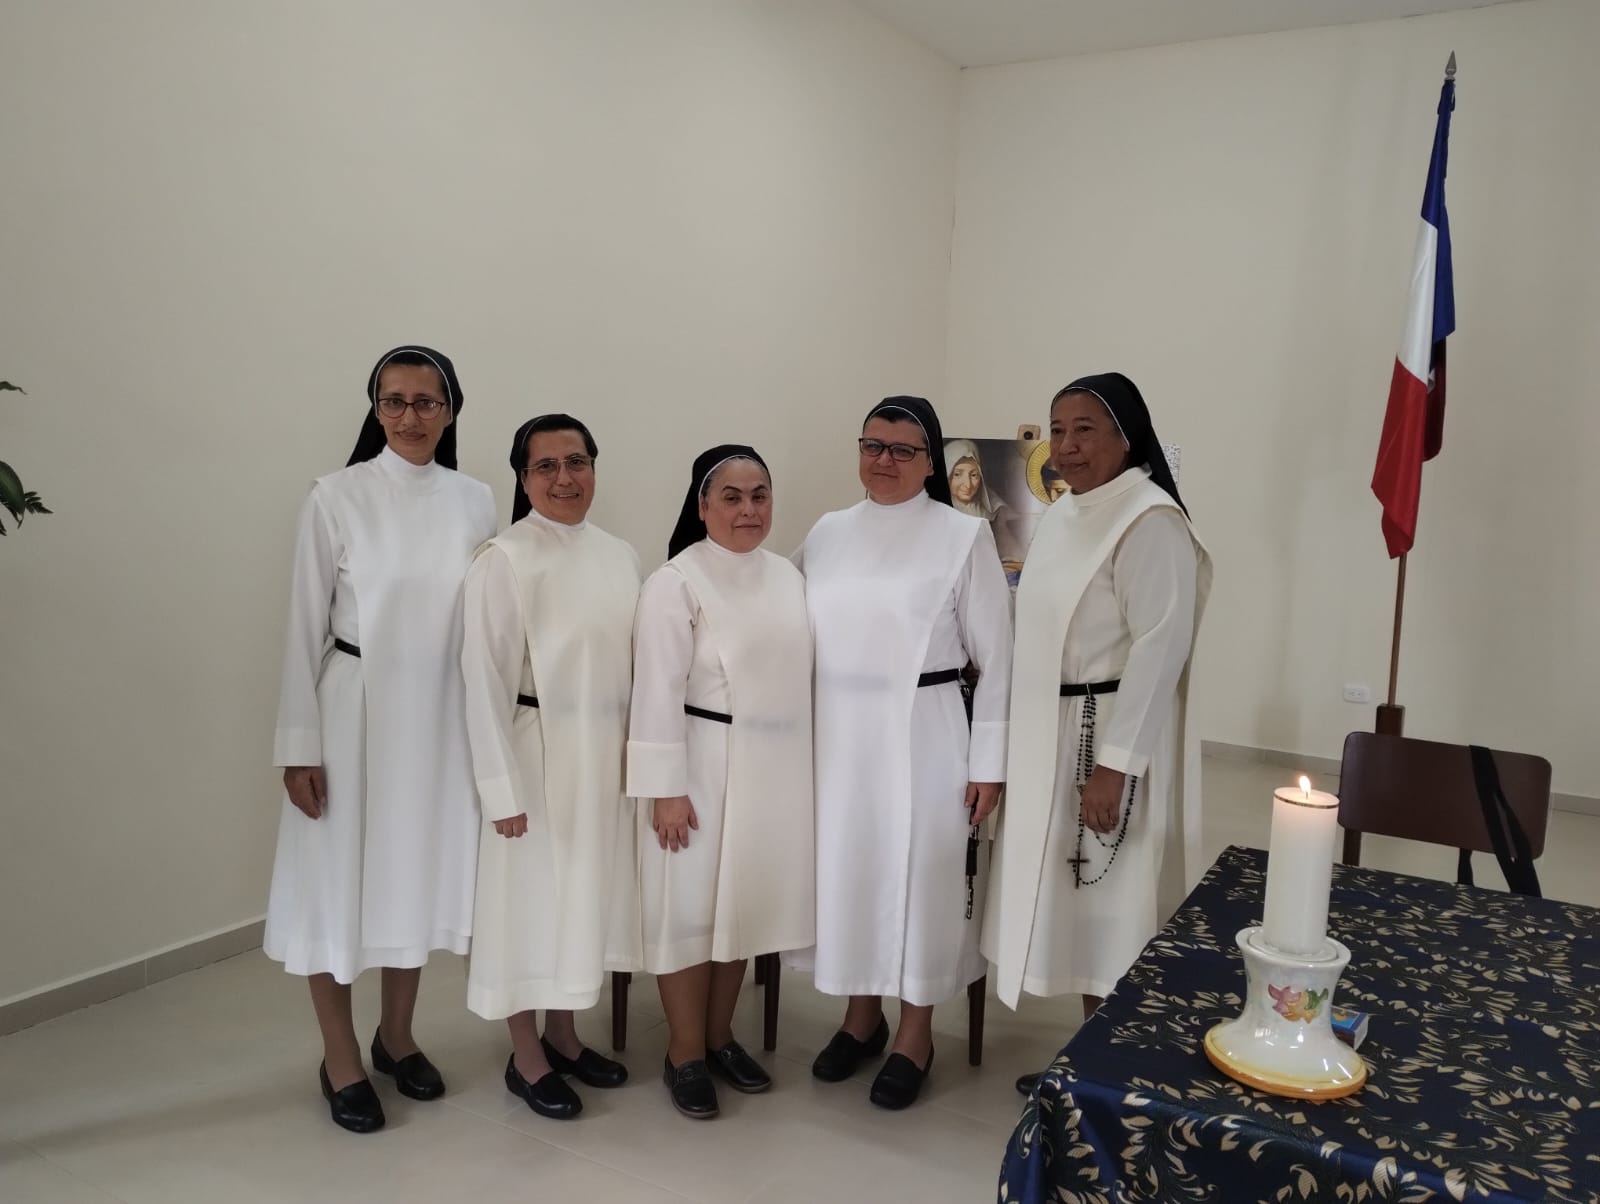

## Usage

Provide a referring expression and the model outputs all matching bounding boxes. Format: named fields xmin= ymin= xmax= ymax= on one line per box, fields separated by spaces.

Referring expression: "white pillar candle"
xmin=1261 ymin=776 xmax=1341 ymax=956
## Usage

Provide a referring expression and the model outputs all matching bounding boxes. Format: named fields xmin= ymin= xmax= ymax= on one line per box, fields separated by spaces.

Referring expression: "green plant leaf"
xmin=0 ymin=460 xmax=25 ymax=522
xmin=0 ymin=381 xmax=26 ymax=394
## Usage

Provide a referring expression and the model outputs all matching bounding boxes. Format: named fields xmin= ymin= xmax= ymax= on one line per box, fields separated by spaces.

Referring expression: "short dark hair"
xmin=517 ymin=413 xmax=599 ymax=462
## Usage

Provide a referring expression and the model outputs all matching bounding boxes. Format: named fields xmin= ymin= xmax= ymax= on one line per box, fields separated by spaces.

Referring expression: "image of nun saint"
xmin=945 ymin=437 xmax=1025 ymax=577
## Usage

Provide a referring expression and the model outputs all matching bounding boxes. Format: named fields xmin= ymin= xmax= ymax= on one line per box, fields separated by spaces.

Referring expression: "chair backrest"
xmin=1337 ymin=732 xmax=1552 ymax=861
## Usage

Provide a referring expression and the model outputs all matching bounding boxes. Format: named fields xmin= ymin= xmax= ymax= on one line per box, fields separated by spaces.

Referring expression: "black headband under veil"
xmin=507 ymin=413 xmax=600 ymax=524
xmin=346 ymin=345 xmax=464 ymax=469
xmin=667 ymin=444 xmax=770 ymax=559
xmin=1055 ymin=372 xmax=1187 ymax=515
xmin=864 ymin=395 xmax=952 ymax=506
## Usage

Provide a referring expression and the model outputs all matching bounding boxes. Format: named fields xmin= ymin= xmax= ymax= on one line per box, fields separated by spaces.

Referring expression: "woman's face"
xmin=520 ymin=429 xmax=595 ymax=525
xmin=375 ymin=364 xmax=451 ymax=466
xmin=1049 ymin=391 xmax=1130 ymax=495
xmin=949 ymin=457 xmax=982 ymax=505
xmin=858 ymin=416 xmax=931 ymax=505
xmin=699 ymin=459 xmax=772 ymax=554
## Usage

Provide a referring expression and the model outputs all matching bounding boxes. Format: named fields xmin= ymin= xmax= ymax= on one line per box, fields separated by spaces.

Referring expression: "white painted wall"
xmin=944 ymin=0 xmax=1599 ymax=793
xmin=0 ymin=0 xmax=957 ymax=1002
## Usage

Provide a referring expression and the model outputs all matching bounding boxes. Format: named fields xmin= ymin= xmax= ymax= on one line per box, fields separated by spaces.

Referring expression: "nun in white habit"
xmin=981 ymin=372 xmax=1210 ymax=1097
xmin=792 ymin=396 xmax=1013 ymax=1111
xmin=627 ymin=444 xmax=815 ymax=1120
xmin=267 ymin=345 xmax=496 ymax=1133
xmin=461 ymin=414 xmax=643 ymax=1122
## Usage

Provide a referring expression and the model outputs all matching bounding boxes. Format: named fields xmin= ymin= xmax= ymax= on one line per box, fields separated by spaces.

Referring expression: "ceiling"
xmin=853 ymin=0 xmax=1531 ymax=67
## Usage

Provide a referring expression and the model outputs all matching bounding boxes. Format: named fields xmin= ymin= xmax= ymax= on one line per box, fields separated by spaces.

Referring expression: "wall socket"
xmin=1342 ymin=683 xmax=1373 ymax=704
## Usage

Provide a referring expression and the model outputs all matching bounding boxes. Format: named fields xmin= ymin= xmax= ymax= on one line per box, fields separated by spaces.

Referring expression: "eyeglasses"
xmin=376 ymin=396 xmax=447 ymax=419
xmin=858 ymin=438 xmax=926 ymax=463
xmin=522 ymin=455 xmax=595 ymax=478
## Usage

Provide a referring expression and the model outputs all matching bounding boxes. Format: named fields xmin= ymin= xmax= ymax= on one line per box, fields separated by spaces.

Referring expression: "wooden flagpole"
xmin=1376 ymin=553 xmax=1407 ymax=737
xmin=1346 ymin=553 xmax=1409 ymax=865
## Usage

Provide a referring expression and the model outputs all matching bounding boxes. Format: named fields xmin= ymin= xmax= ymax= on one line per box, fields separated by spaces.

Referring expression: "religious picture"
xmin=944 ymin=430 xmax=1181 ymax=589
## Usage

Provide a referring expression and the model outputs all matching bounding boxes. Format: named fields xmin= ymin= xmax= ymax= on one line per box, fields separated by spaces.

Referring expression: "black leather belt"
xmin=685 ymin=704 xmax=732 ymax=725
xmin=333 ymin=638 xmax=361 ymax=659
xmin=1061 ymin=679 xmax=1120 ymax=698
xmin=917 ymin=668 xmax=963 ymax=688
xmin=517 ymin=694 xmax=539 ymax=709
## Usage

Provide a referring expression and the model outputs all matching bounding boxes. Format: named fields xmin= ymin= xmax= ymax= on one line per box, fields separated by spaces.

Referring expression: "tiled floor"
xmin=3 ymin=758 xmax=1597 ymax=1203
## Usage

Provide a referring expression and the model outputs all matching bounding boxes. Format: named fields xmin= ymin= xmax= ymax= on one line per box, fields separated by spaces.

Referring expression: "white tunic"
xmin=791 ymin=493 xmax=1013 ymax=1006
xmin=627 ymin=539 xmax=815 ymax=974
xmin=462 ymin=512 xmax=643 ymax=1018
xmin=265 ymin=448 xmax=497 ymax=983
xmin=984 ymin=468 xmax=1211 ymax=1006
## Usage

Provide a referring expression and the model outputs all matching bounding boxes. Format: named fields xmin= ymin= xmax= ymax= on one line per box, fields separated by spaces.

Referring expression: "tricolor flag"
xmin=1371 ymin=66 xmax=1456 ymax=559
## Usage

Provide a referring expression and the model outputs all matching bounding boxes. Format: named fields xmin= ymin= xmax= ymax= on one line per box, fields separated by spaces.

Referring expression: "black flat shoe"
xmin=319 ymin=1062 xmax=385 ymax=1133
xmin=869 ymin=1046 xmax=934 ymax=1110
xmin=663 ymin=1056 xmax=719 ymax=1120
xmin=505 ymin=1054 xmax=583 ymax=1120
xmin=708 ymin=1040 xmax=771 ymax=1094
xmin=541 ymin=1037 xmax=628 ymax=1088
xmin=811 ymin=1015 xmax=890 ymax=1082
xmin=370 ymin=1029 xmax=445 ymax=1101
xmin=1015 ymin=1072 xmax=1042 ymax=1097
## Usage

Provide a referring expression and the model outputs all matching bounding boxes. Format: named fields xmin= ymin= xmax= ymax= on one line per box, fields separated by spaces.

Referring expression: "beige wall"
xmin=0 ymin=0 xmax=957 ymax=1002
xmin=945 ymin=0 xmax=1598 ymax=793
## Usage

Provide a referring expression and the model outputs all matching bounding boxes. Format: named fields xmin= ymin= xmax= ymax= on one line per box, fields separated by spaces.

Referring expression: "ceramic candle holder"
xmin=1204 ymin=926 xmax=1367 ymax=1100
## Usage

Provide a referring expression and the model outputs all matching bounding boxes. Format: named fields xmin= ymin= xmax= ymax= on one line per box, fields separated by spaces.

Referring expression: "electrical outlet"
xmin=1343 ymin=683 xmax=1373 ymax=704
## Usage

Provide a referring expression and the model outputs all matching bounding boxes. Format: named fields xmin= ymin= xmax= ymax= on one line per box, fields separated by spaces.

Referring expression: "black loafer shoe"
xmin=541 ymin=1037 xmax=628 ymax=1088
xmin=708 ymin=1040 xmax=771 ymax=1094
xmin=663 ymin=1056 xmax=719 ymax=1119
xmin=868 ymin=1047 xmax=934 ymax=1110
xmin=370 ymin=1029 xmax=445 ymax=1101
xmin=1015 ymin=1072 xmax=1042 ymax=1097
xmin=320 ymin=1062 xmax=386 ymax=1133
xmin=811 ymin=1015 xmax=890 ymax=1082
xmin=505 ymin=1054 xmax=583 ymax=1120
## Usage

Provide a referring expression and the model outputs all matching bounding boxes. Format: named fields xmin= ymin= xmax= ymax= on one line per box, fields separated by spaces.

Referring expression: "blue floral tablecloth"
xmin=998 ymin=845 xmax=1600 ymax=1203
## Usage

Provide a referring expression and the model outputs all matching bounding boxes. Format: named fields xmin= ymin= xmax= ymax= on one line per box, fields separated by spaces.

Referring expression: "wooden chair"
xmin=613 ymin=962 xmax=978 ymax=1059
xmin=1337 ymin=732 xmax=1551 ymax=892
xmin=753 ymin=953 xmax=781 ymax=1052
xmin=611 ymin=971 xmax=630 ymax=1050
xmin=610 ymin=960 xmax=783 ymax=1052
xmin=967 ymin=974 xmax=986 ymax=1066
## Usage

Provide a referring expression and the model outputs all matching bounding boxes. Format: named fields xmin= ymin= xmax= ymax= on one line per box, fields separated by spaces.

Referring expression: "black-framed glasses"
xmin=522 ymin=454 xmax=595 ymax=479
xmin=859 ymin=437 xmax=926 ymax=463
xmin=376 ymin=396 xmax=447 ymax=419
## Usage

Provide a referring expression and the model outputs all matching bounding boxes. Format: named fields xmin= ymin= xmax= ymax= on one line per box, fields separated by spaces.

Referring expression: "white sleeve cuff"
xmin=626 ymin=741 xmax=689 ymax=800
xmin=1097 ymin=744 xmax=1150 ymax=778
xmin=476 ymin=774 xmax=524 ymax=824
xmin=272 ymin=728 xmax=322 ymax=768
xmin=968 ymin=721 xmax=1009 ymax=782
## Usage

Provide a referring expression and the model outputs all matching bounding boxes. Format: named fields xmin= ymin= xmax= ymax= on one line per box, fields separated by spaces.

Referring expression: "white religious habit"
xmin=789 ymin=493 xmax=1013 ymax=1006
xmin=984 ymin=466 xmax=1211 ymax=1008
xmin=627 ymin=539 xmax=815 ymax=974
xmin=266 ymin=448 xmax=497 ymax=983
xmin=461 ymin=510 xmax=643 ymax=1019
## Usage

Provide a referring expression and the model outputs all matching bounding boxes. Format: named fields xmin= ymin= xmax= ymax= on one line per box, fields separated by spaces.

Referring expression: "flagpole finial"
xmin=1445 ymin=51 xmax=1457 ymax=79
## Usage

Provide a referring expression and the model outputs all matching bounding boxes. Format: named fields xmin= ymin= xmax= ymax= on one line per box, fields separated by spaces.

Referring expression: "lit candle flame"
xmin=1299 ymin=775 xmax=1312 ymax=799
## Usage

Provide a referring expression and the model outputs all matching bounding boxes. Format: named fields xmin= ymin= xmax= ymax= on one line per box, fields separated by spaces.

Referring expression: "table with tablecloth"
xmin=998 ymin=845 xmax=1600 ymax=1203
